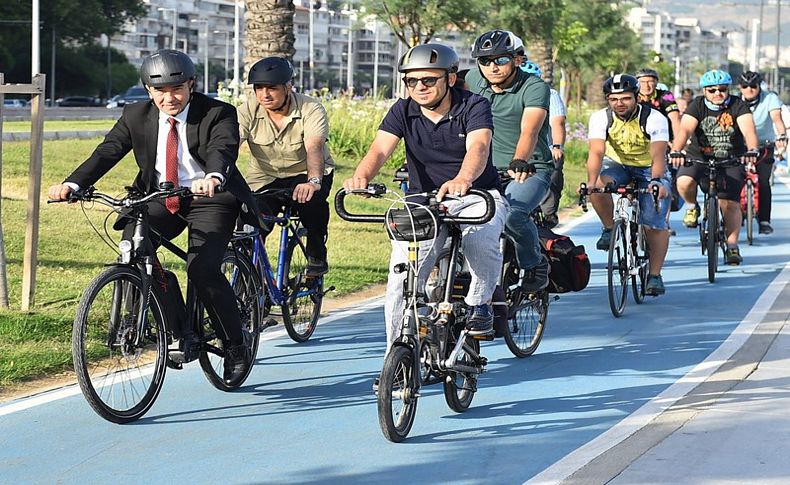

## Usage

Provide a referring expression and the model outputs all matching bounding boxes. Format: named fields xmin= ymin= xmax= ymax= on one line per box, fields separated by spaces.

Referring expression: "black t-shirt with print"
xmin=683 ymin=96 xmax=751 ymax=159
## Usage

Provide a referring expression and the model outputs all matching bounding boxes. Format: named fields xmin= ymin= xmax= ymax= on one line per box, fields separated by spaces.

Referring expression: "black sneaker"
xmin=596 ymin=227 xmax=613 ymax=251
xmin=645 ymin=274 xmax=666 ymax=296
xmin=223 ymin=331 xmax=253 ymax=385
xmin=306 ymin=257 xmax=329 ymax=276
xmin=466 ymin=304 xmax=494 ymax=336
xmin=725 ymin=247 xmax=743 ymax=266
xmin=520 ymin=256 xmax=550 ymax=293
xmin=759 ymin=222 xmax=773 ymax=235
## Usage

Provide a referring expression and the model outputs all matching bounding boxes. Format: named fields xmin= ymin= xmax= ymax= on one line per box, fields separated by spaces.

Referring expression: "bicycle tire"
xmin=745 ymin=180 xmax=754 ymax=246
xmin=707 ymin=196 xmax=719 ymax=283
xmin=607 ymin=220 xmax=628 ymax=317
xmin=443 ymin=336 xmax=480 ymax=412
xmin=378 ymin=346 xmax=419 ymax=442
xmin=632 ymin=224 xmax=648 ymax=304
xmin=199 ymin=250 xmax=262 ymax=391
xmin=281 ymin=233 xmax=323 ymax=342
xmin=504 ymin=287 xmax=548 ymax=357
xmin=72 ymin=266 xmax=167 ymax=424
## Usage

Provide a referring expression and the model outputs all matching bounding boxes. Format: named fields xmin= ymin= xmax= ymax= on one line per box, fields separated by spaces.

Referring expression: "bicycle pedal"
xmin=168 ymin=350 xmax=187 ymax=365
xmin=471 ymin=332 xmax=495 ymax=341
xmin=166 ymin=358 xmax=183 ymax=370
xmin=259 ymin=318 xmax=279 ymax=332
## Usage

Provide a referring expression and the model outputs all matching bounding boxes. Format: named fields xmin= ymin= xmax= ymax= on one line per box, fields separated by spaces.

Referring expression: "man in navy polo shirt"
xmin=343 ymin=43 xmax=507 ymax=349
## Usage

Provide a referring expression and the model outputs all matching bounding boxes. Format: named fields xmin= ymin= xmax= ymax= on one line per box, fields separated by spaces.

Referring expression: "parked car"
xmin=57 ymin=96 xmax=104 ymax=107
xmin=106 ymin=86 xmax=149 ymax=108
xmin=3 ymin=99 xmax=27 ymax=108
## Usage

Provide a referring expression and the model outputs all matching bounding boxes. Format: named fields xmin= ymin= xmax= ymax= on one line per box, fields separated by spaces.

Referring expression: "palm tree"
xmin=243 ymin=0 xmax=296 ymax=80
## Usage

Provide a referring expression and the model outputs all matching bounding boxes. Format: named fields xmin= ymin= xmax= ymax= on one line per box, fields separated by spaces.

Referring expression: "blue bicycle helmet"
xmin=699 ymin=70 xmax=732 ymax=88
xmin=521 ymin=61 xmax=542 ymax=77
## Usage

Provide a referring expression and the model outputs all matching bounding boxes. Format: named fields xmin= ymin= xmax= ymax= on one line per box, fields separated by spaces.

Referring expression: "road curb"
xmin=2 ymin=130 xmax=107 ymax=141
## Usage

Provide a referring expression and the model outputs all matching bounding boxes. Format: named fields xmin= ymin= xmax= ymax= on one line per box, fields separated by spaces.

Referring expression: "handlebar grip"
xmin=444 ymin=188 xmax=497 ymax=225
xmin=333 ymin=189 xmax=387 ymax=224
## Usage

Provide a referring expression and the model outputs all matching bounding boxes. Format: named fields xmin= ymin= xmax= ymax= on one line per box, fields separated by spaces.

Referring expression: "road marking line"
xmin=526 ymin=258 xmax=790 ymax=485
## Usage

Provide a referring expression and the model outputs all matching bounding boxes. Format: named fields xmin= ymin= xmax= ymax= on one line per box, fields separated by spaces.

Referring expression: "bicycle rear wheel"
xmin=281 ymin=231 xmax=323 ymax=342
xmin=378 ymin=346 xmax=419 ymax=442
xmin=745 ymin=180 xmax=755 ymax=246
xmin=706 ymin=196 xmax=719 ymax=283
xmin=72 ymin=266 xmax=167 ymax=423
xmin=199 ymin=249 xmax=262 ymax=391
xmin=608 ymin=220 xmax=628 ymax=317
xmin=443 ymin=334 xmax=480 ymax=412
xmin=632 ymin=224 xmax=648 ymax=304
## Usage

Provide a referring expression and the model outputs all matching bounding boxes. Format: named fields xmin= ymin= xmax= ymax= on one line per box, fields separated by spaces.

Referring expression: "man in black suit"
xmin=48 ymin=49 xmax=258 ymax=384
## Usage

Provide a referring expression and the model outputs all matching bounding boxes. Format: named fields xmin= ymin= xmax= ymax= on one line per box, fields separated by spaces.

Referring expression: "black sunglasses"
xmin=477 ymin=55 xmax=513 ymax=67
xmin=402 ymin=76 xmax=441 ymax=88
xmin=705 ymin=87 xmax=729 ymax=94
xmin=739 ymin=84 xmax=759 ymax=89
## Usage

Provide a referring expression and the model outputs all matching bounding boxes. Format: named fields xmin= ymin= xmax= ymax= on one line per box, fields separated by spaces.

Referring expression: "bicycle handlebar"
xmin=47 ymin=184 xmax=194 ymax=209
xmin=334 ymin=185 xmax=497 ymax=226
xmin=577 ymin=182 xmax=660 ymax=213
xmin=682 ymin=157 xmax=742 ymax=168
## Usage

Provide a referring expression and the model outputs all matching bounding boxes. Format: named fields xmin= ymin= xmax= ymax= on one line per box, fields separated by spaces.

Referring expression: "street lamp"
xmin=158 ymin=7 xmax=178 ymax=50
xmin=341 ymin=4 xmax=356 ymax=93
xmin=214 ymin=30 xmax=230 ymax=83
xmin=191 ymin=19 xmax=209 ymax=94
xmin=233 ymin=0 xmax=244 ymax=97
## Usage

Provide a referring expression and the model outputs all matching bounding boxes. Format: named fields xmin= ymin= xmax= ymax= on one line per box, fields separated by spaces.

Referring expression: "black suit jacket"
xmin=66 ymin=92 xmax=261 ymax=227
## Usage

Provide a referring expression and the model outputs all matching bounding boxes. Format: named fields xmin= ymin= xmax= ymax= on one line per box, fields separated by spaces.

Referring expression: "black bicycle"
xmin=335 ymin=184 xmax=495 ymax=442
xmin=55 ymin=185 xmax=260 ymax=423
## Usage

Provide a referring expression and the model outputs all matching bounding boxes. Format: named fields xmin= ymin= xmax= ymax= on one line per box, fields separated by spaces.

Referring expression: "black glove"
xmin=669 ymin=151 xmax=685 ymax=161
xmin=508 ymin=159 xmax=535 ymax=174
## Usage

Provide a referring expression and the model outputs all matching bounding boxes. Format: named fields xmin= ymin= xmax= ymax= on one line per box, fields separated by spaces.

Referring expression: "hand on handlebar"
xmin=436 ymin=177 xmax=472 ymax=202
xmin=669 ymin=151 xmax=686 ymax=168
xmin=741 ymin=150 xmax=759 ymax=166
xmin=47 ymin=183 xmax=76 ymax=202
xmin=191 ymin=177 xmax=221 ymax=197
xmin=342 ymin=175 xmax=371 ymax=193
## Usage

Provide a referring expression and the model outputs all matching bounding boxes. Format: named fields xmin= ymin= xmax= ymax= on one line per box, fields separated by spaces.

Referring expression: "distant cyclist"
xmin=636 ymin=68 xmax=681 ymax=140
xmin=586 ymin=74 xmax=671 ymax=296
xmin=670 ymin=70 xmax=759 ymax=265
xmin=521 ymin=60 xmax=566 ymax=229
xmin=737 ymin=71 xmax=787 ymax=235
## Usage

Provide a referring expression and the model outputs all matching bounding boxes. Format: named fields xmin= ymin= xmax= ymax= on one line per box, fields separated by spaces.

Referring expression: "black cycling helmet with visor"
xmin=739 ymin=71 xmax=762 ymax=87
xmin=471 ymin=30 xmax=523 ymax=59
xmin=603 ymin=74 xmax=640 ymax=96
xmin=140 ymin=49 xmax=196 ymax=88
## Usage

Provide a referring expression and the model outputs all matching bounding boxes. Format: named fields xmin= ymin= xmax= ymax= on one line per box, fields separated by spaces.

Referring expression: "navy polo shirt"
xmin=379 ymin=87 xmax=500 ymax=195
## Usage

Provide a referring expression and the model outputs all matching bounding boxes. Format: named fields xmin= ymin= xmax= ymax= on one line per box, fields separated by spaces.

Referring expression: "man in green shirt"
xmin=466 ymin=29 xmax=553 ymax=292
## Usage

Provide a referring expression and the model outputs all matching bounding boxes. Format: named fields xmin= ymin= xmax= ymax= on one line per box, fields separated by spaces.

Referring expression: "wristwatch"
xmin=308 ymin=176 xmax=322 ymax=186
xmin=551 ymin=144 xmax=564 ymax=151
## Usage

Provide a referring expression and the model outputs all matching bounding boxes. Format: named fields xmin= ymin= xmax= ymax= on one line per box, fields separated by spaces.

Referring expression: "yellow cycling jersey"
xmin=605 ymin=114 xmax=652 ymax=168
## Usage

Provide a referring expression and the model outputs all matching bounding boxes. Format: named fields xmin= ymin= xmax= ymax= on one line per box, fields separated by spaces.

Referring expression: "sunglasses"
xmin=403 ymin=76 xmax=441 ymax=88
xmin=705 ymin=87 xmax=729 ymax=94
xmin=739 ymin=84 xmax=759 ymax=89
xmin=477 ymin=55 xmax=513 ymax=67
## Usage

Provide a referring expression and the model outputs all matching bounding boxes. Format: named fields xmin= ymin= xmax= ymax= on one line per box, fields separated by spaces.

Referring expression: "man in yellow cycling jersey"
xmin=586 ymin=74 xmax=671 ymax=296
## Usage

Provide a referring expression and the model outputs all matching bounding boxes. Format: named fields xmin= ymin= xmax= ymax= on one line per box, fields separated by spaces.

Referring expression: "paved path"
xmin=2 ymin=179 xmax=790 ymax=484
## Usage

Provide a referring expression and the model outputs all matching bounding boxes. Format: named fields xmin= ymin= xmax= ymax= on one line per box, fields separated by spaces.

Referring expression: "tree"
xmin=243 ymin=0 xmax=296 ymax=82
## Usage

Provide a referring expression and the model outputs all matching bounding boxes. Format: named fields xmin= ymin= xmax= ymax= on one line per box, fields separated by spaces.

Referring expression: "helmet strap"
xmin=272 ymin=90 xmax=290 ymax=112
xmin=424 ymin=74 xmax=450 ymax=111
xmin=482 ymin=65 xmax=518 ymax=89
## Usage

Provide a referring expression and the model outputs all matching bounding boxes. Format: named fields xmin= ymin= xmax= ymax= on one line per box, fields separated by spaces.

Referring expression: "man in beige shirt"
xmin=238 ymin=56 xmax=335 ymax=275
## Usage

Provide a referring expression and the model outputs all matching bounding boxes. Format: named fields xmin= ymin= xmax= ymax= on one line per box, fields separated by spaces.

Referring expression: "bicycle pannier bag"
xmin=385 ymin=206 xmax=440 ymax=242
xmin=538 ymin=227 xmax=591 ymax=293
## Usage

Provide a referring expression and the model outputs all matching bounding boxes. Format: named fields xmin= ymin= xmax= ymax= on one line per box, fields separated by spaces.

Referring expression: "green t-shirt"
xmin=465 ymin=67 xmax=553 ymax=173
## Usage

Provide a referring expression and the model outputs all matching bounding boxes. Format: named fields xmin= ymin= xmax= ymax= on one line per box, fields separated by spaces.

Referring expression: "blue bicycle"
xmin=228 ymin=188 xmax=333 ymax=343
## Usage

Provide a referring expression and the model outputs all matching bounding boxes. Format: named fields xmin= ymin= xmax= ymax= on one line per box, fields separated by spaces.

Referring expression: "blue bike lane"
xmin=2 ymin=180 xmax=790 ymax=484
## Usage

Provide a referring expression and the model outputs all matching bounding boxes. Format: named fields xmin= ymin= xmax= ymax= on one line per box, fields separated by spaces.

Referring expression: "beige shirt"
xmin=238 ymin=91 xmax=335 ymax=190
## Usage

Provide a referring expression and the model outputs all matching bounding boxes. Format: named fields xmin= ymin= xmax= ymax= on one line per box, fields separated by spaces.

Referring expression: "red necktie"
xmin=165 ymin=117 xmax=180 ymax=214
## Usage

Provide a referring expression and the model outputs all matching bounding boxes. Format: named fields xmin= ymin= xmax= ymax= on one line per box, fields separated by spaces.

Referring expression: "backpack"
xmin=538 ymin=227 xmax=591 ymax=293
xmin=606 ymin=104 xmax=651 ymax=141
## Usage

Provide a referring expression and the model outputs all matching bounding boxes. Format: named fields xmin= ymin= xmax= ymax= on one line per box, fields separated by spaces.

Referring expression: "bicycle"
xmin=232 ymin=188 xmax=333 ymax=343
xmin=54 ymin=185 xmax=260 ymax=423
xmin=741 ymin=159 xmax=758 ymax=246
xmin=579 ymin=182 xmax=658 ymax=317
xmin=335 ymin=184 xmax=495 ymax=442
xmin=682 ymin=156 xmax=742 ymax=283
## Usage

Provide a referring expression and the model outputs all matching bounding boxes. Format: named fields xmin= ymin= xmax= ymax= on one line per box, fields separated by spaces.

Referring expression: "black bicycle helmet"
xmin=140 ymin=49 xmax=196 ymax=88
xmin=739 ymin=71 xmax=762 ymax=86
xmin=603 ymin=74 xmax=639 ymax=95
xmin=471 ymin=30 xmax=523 ymax=59
xmin=398 ymin=43 xmax=459 ymax=73
xmin=635 ymin=68 xmax=659 ymax=80
xmin=247 ymin=57 xmax=295 ymax=85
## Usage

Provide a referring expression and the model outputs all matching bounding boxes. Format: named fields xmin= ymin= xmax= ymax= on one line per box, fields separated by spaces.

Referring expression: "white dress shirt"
xmin=156 ymin=104 xmax=208 ymax=187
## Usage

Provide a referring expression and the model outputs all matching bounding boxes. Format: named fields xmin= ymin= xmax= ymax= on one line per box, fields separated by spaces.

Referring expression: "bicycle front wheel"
xmin=281 ymin=235 xmax=323 ymax=342
xmin=199 ymin=249 xmax=262 ymax=391
xmin=72 ymin=266 xmax=167 ymax=423
xmin=745 ymin=180 xmax=755 ymax=246
xmin=706 ymin=196 xmax=719 ymax=283
xmin=608 ymin=220 xmax=628 ymax=317
xmin=504 ymin=288 xmax=549 ymax=357
xmin=378 ymin=346 xmax=419 ymax=442
xmin=632 ymin=224 xmax=648 ymax=304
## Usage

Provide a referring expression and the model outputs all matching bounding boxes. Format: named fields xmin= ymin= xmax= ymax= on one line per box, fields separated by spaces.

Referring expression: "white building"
xmin=627 ymin=7 xmax=677 ymax=59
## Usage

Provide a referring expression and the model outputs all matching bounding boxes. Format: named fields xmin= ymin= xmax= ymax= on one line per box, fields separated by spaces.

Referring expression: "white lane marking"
xmin=0 ymin=297 xmax=385 ymax=417
xmin=554 ymin=208 xmax=596 ymax=233
xmin=525 ymin=256 xmax=790 ymax=484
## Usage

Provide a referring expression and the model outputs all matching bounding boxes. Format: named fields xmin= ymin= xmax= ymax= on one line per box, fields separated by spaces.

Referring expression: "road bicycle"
xmin=579 ymin=182 xmax=658 ymax=317
xmin=335 ymin=184 xmax=495 ymax=442
xmin=55 ymin=185 xmax=259 ymax=423
xmin=231 ymin=188 xmax=333 ymax=343
xmin=741 ymin=159 xmax=758 ymax=246
xmin=683 ymin=157 xmax=742 ymax=283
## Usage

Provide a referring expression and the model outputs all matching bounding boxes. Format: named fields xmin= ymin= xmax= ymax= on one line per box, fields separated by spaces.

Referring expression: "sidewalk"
xmin=564 ymin=278 xmax=790 ymax=484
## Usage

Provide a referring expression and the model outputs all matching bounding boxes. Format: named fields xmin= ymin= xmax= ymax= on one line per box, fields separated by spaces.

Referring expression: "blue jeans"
xmin=601 ymin=161 xmax=671 ymax=230
xmin=504 ymin=171 xmax=551 ymax=270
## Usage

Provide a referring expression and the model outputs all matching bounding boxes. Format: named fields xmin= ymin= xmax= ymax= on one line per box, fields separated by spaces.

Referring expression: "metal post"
xmin=204 ymin=23 xmax=209 ymax=93
xmin=759 ymin=0 xmax=765 ymax=71
xmin=0 ymin=73 xmax=9 ymax=308
xmin=346 ymin=11 xmax=353 ymax=92
xmin=22 ymin=74 xmax=46 ymax=311
xmin=32 ymin=0 xmax=40 ymax=76
xmin=775 ymin=0 xmax=781 ymax=88
xmin=49 ymin=27 xmax=55 ymax=107
xmin=309 ymin=3 xmax=315 ymax=90
xmin=233 ymin=0 xmax=240 ymax=96
xmin=751 ymin=19 xmax=760 ymax=71
xmin=106 ymin=35 xmax=112 ymax=100
xmin=172 ymin=8 xmax=177 ymax=50
xmin=373 ymin=21 xmax=379 ymax=98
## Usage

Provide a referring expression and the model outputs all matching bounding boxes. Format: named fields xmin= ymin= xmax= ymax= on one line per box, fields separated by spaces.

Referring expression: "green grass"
xmin=2 ymin=120 xmax=117 ymax=133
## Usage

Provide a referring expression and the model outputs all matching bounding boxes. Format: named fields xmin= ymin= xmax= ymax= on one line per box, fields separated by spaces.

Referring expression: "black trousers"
xmin=539 ymin=156 xmax=564 ymax=222
xmin=257 ymin=172 xmax=334 ymax=261
xmin=132 ymin=191 xmax=243 ymax=345
xmin=757 ymin=145 xmax=775 ymax=223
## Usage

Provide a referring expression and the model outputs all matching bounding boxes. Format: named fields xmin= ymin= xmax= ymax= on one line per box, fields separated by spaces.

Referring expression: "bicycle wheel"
xmin=504 ymin=288 xmax=549 ymax=357
xmin=706 ymin=196 xmax=719 ymax=283
xmin=632 ymin=224 xmax=648 ymax=304
xmin=281 ymin=232 xmax=323 ymax=342
xmin=443 ymin=334 xmax=481 ymax=412
xmin=607 ymin=220 xmax=628 ymax=317
xmin=745 ymin=180 xmax=755 ymax=246
xmin=378 ymin=346 xmax=419 ymax=442
xmin=199 ymin=250 xmax=262 ymax=391
xmin=72 ymin=266 xmax=167 ymax=423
